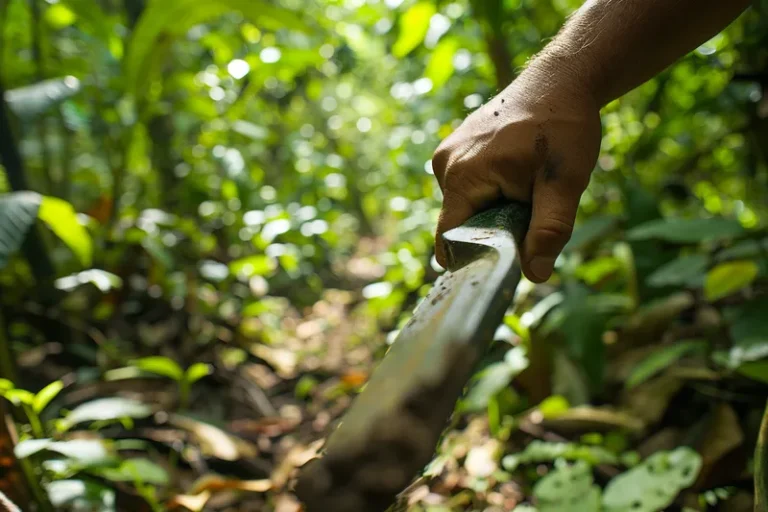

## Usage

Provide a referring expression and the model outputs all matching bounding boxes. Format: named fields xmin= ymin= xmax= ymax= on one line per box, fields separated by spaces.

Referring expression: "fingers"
xmin=520 ymin=174 xmax=585 ymax=283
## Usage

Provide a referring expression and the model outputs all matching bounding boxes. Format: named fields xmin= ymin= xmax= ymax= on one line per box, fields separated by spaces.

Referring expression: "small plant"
xmin=130 ymin=356 xmax=212 ymax=410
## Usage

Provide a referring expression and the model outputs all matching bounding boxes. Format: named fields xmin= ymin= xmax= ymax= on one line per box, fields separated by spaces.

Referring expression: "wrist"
xmin=515 ymin=52 xmax=603 ymax=112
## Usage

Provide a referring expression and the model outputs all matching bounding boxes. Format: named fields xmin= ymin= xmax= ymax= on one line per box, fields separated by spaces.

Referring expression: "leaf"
xmin=0 ymin=192 xmax=42 ymax=269
xmin=46 ymin=479 xmax=115 ymax=509
xmin=533 ymin=460 xmax=602 ymax=512
xmin=185 ymin=363 xmax=212 ymax=385
xmin=124 ymin=0 xmax=310 ymax=97
xmin=5 ymin=77 xmax=82 ymax=121
xmin=564 ymin=216 xmax=620 ymax=253
xmin=704 ymin=260 xmax=759 ymax=301
xmin=132 ymin=356 xmax=184 ymax=381
xmin=461 ymin=347 xmax=529 ymax=412
xmin=602 ymin=447 xmax=702 ymax=512
xmin=539 ymin=395 xmax=570 ymax=418
xmin=62 ymin=397 xmax=152 ymax=430
xmin=391 ymin=2 xmax=436 ymax=57
xmin=722 ymin=297 xmax=768 ymax=367
xmin=33 ymin=380 xmax=64 ymax=414
xmin=4 ymin=388 xmax=35 ymax=406
xmin=503 ymin=440 xmax=619 ymax=472
xmin=626 ymin=340 xmax=706 ymax=388
xmin=45 ymin=3 xmax=76 ymax=29
xmin=55 ymin=269 xmax=123 ymax=293
xmin=646 ymin=253 xmax=709 ymax=288
xmin=424 ymin=37 xmax=458 ymax=89
xmin=735 ymin=361 xmax=768 ymax=384
xmin=95 ymin=458 xmax=169 ymax=485
xmin=38 ymin=196 xmax=93 ymax=267
xmin=627 ymin=217 xmax=745 ymax=244
xmin=47 ymin=439 xmax=110 ymax=464
xmin=229 ymin=254 xmax=277 ymax=278
xmin=15 ymin=438 xmax=53 ymax=459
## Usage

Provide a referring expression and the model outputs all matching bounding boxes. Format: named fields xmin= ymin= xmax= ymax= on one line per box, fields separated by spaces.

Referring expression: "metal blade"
xmin=296 ymin=202 xmax=531 ymax=512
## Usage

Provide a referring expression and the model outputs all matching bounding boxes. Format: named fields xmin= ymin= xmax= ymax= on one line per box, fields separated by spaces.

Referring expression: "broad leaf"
xmin=646 ymin=254 xmax=709 ymax=288
xmin=132 ymin=356 xmax=184 ymax=381
xmin=392 ymin=2 xmax=436 ymax=57
xmin=55 ymin=269 xmax=123 ymax=292
xmin=425 ymin=37 xmax=458 ymax=89
xmin=627 ymin=217 xmax=745 ymax=244
xmin=93 ymin=458 xmax=169 ymax=485
xmin=602 ymin=447 xmax=701 ymax=512
xmin=62 ymin=397 xmax=152 ymax=430
xmin=15 ymin=438 xmax=54 ymax=459
xmin=503 ymin=440 xmax=619 ymax=471
xmin=461 ymin=347 xmax=528 ymax=412
xmin=125 ymin=0 xmax=310 ymax=97
xmin=46 ymin=479 xmax=115 ymax=509
xmin=0 ymin=192 xmax=42 ymax=269
xmin=704 ymin=260 xmax=759 ymax=301
xmin=38 ymin=196 xmax=92 ymax=267
xmin=229 ymin=254 xmax=276 ymax=278
xmin=533 ymin=460 xmax=602 ymax=512
xmin=33 ymin=380 xmax=64 ymax=414
xmin=186 ymin=363 xmax=212 ymax=385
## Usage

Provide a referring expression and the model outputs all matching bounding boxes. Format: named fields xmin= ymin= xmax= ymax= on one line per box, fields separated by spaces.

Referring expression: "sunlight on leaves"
xmin=392 ymin=2 xmax=436 ymax=57
xmin=704 ymin=260 xmax=759 ymax=301
xmin=38 ymin=196 xmax=93 ymax=267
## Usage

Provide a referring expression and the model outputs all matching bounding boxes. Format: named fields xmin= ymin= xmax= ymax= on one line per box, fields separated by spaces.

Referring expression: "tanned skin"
xmin=433 ymin=0 xmax=753 ymax=282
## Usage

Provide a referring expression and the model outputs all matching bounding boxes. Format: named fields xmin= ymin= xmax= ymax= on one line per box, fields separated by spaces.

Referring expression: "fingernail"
xmin=530 ymin=257 xmax=555 ymax=282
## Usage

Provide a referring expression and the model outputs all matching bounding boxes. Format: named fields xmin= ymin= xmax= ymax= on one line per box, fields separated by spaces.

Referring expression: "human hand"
xmin=432 ymin=66 xmax=603 ymax=283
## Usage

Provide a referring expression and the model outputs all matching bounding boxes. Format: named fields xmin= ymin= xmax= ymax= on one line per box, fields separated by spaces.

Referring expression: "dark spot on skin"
xmin=534 ymin=132 xmax=548 ymax=159
xmin=494 ymin=111 xmax=499 ymax=116
xmin=501 ymin=99 xmax=505 ymax=103
xmin=543 ymin=153 xmax=562 ymax=182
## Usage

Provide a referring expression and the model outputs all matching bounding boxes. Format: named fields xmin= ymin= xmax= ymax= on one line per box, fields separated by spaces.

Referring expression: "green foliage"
xmin=60 ymin=398 xmax=152 ymax=431
xmin=704 ymin=260 xmax=759 ymax=301
xmin=392 ymin=2 xmax=436 ymax=58
xmin=125 ymin=0 xmax=310 ymax=97
xmin=627 ymin=217 xmax=746 ymax=244
xmin=37 ymin=196 xmax=92 ymax=267
xmin=0 ymin=192 xmax=41 ymax=268
xmin=626 ymin=340 xmax=706 ymax=388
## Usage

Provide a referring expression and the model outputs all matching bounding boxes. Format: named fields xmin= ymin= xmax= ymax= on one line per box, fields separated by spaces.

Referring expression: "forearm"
xmin=526 ymin=0 xmax=752 ymax=107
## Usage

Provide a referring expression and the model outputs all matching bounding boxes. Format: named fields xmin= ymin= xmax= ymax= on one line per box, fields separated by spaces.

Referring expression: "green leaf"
xmin=704 ymin=260 xmax=759 ymax=301
xmin=602 ymin=447 xmax=701 ymax=512
xmin=132 ymin=356 xmax=184 ymax=381
xmin=392 ymin=2 xmax=436 ymax=58
xmin=720 ymin=297 xmax=768 ymax=367
xmin=185 ymin=363 xmax=212 ymax=385
xmin=461 ymin=347 xmax=528 ymax=412
xmin=46 ymin=479 xmax=115 ymax=509
xmin=534 ymin=460 xmax=602 ymax=512
xmin=44 ymin=3 xmax=77 ymax=29
xmin=229 ymin=254 xmax=277 ymax=278
xmin=4 ymin=388 xmax=35 ymax=406
xmin=539 ymin=395 xmax=570 ymax=418
xmin=38 ymin=196 xmax=93 ymax=267
xmin=503 ymin=440 xmax=619 ymax=472
xmin=626 ymin=341 xmax=706 ymax=388
xmin=62 ymin=397 xmax=152 ymax=430
xmin=55 ymin=269 xmax=123 ymax=293
xmin=0 ymin=192 xmax=42 ymax=269
xmin=564 ymin=216 xmax=620 ymax=253
xmin=627 ymin=217 xmax=745 ymax=244
xmin=94 ymin=458 xmax=169 ymax=485
xmin=47 ymin=439 xmax=110 ymax=464
xmin=735 ymin=361 xmax=768 ymax=384
xmin=425 ymin=37 xmax=458 ymax=89
xmin=33 ymin=380 xmax=64 ymax=414
xmin=646 ymin=254 xmax=709 ymax=288
xmin=124 ymin=0 xmax=310 ymax=98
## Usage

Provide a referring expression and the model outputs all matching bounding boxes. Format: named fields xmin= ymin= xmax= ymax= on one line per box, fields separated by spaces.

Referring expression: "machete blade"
xmin=296 ymin=202 xmax=531 ymax=512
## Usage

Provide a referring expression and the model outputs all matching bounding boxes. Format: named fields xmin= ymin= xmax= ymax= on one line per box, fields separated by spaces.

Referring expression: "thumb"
xmin=520 ymin=178 xmax=584 ymax=283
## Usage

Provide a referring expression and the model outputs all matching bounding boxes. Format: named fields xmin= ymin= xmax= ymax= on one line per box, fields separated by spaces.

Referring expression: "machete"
xmin=296 ymin=200 xmax=532 ymax=512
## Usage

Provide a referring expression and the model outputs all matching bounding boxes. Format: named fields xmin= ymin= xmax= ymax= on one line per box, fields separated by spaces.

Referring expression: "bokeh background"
xmin=1 ymin=0 xmax=767 ymax=511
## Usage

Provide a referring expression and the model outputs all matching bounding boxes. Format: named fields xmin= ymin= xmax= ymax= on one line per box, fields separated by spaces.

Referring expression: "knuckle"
xmin=534 ymin=216 xmax=574 ymax=243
